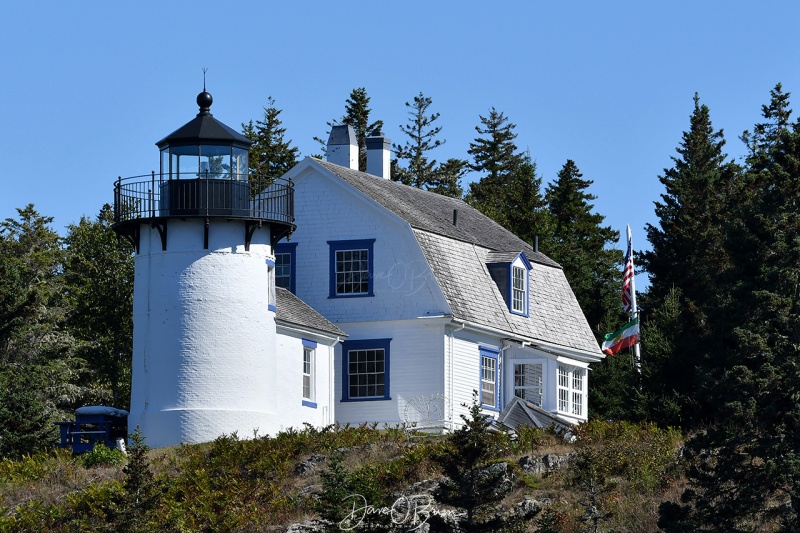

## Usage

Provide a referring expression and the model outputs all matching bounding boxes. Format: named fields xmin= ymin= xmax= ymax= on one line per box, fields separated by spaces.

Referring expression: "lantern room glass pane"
xmin=232 ymin=147 xmax=248 ymax=180
xmin=199 ymin=145 xmax=231 ymax=179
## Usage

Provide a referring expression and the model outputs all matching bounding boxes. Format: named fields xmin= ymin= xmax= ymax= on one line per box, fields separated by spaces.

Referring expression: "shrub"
xmin=82 ymin=443 xmax=126 ymax=468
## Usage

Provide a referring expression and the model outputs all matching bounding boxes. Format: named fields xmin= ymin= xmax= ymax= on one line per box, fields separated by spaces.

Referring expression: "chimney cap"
xmin=327 ymin=125 xmax=357 ymax=147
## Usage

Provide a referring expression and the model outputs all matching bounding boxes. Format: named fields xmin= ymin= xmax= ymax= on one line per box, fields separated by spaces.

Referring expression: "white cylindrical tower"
xmin=114 ymin=90 xmax=295 ymax=448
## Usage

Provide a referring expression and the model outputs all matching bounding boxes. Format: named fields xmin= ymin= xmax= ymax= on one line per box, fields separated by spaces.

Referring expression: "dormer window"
xmin=487 ymin=251 xmax=532 ymax=316
xmin=512 ymin=264 xmax=527 ymax=313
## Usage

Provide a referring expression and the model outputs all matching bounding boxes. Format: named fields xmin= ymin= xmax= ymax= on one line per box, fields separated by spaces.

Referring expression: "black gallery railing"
xmin=113 ymin=172 xmax=294 ymax=225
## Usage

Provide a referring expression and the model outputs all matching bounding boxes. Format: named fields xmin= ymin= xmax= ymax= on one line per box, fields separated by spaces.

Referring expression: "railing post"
xmin=150 ymin=171 xmax=156 ymax=219
xmin=115 ymin=177 xmax=121 ymax=222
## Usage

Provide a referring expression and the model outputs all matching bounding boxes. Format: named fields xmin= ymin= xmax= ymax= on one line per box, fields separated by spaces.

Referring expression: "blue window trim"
xmin=508 ymin=253 xmax=532 ymax=317
xmin=302 ymin=338 xmax=317 ymax=407
xmin=328 ymin=239 xmax=376 ymax=298
xmin=275 ymin=242 xmax=298 ymax=294
xmin=341 ymin=338 xmax=391 ymax=401
xmin=479 ymin=345 xmax=501 ymax=411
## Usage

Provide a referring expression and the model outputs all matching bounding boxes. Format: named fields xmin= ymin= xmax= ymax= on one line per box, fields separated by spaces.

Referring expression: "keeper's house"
xmin=275 ymin=126 xmax=604 ymax=430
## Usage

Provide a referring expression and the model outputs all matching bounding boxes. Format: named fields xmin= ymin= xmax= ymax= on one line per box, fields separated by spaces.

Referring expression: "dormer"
xmin=487 ymin=251 xmax=532 ymax=317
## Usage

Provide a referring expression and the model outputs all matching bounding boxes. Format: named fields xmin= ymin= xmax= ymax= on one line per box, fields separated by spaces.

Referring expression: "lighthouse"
xmin=113 ymin=89 xmax=295 ymax=448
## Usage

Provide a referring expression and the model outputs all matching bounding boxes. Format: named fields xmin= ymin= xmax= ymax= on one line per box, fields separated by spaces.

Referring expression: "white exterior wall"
xmin=289 ymin=166 xmax=449 ymax=322
xmin=130 ymin=219 xmax=279 ymax=448
xmin=449 ymin=329 xmax=504 ymax=428
xmin=334 ymin=319 xmax=445 ymax=426
xmin=274 ymin=329 xmax=336 ymax=430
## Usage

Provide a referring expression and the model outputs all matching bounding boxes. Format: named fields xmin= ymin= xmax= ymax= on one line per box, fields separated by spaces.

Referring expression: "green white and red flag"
xmin=602 ymin=317 xmax=639 ymax=356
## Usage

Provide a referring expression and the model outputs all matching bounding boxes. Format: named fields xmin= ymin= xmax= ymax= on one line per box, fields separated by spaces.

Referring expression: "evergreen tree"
xmin=465 ymin=108 xmax=521 ymax=222
xmin=433 ymin=393 xmax=517 ymax=532
xmin=242 ymin=96 xmax=299 ymax=192
xmin=393 ymin=92 xmax=444 ymax=189
xmin=314 ymin=88 xmax=383 ymax=172
xmin=502 ymin=152 xmax=552 ymax=246
xmin=544 ymin=160 xmax=620 ymax=334
xmin=0 ymin=366 xmax=58 ymax=458
xmin=0 ymin=205 xmax=85 ymax=456
xmin=639 ymin=94 xmax=740 ymax=427
xmin=661 ymin=85 xmax=800 ymax=531
xmin=119 ymin=427 xmax=160 ymax=532
xmin=428 ymin=158 xmax=467 ymax=198
xmin=63 ymin=204 xmax=134 ymax=408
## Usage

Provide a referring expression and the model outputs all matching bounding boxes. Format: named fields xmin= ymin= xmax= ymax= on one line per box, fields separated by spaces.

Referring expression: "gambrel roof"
xmin=312 ymin=159 xmax=601 ymax=357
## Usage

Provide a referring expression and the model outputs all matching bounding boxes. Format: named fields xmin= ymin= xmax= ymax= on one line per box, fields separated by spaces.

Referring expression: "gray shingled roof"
xmin=317 ymin=159 xmax=559 ymax=268
xmin=496 ymin=396 xmax=574 ymax=433
xmin=314 ymin=159 xmax=601 ymax=356
xmin=276 ymin=287 xmax=346 ymax=337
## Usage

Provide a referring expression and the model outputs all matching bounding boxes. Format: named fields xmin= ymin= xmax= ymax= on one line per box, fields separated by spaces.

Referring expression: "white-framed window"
xmin=302 ymin=339 xmax=317 ymax=407
xmin=512 ymin=265 xmax=526 ymax=314
xmin=479 ymin=346 xmax=500 ymax=409
xmin=342 ymin=338 xmax=391 ymax=401
xmin=557 ymin=364 xmax=586 ymax=417
xmin=328 ymin=239 xmax=375 ymax=298
xmin=513 ymin=362 xmax=543 ymax=406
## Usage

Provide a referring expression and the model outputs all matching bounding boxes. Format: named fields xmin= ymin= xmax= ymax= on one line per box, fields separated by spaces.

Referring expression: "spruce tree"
xmin=661 ymin=85 xmax=800 ymax=531
xmin=242 ymin=96 xmax=299 ymax=192
xmin=64 ymin=204 xmax=134 ymax=408
xmin=544 ymin=160 xmax=620 ymax=335
xmin=314 ymin=88 xmax=383 ymax=172
xmin=465 ymin=108 xmax=521 ymax=222
xmin=393 ymin=92 xmax=444 ymax=189
xmin=639 ymin=94 xmax=740 ymax=427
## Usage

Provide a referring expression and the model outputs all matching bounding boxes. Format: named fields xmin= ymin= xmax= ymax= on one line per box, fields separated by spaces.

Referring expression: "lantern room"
xmin=113 ymin=89 xmax=295 ymax=253
xmin=156 ymin=90 xmax=251 ymax=181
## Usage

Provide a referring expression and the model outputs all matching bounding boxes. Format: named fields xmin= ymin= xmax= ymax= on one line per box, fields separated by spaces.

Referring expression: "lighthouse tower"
xmin=113 ymin=90 xmax=295 ymax=448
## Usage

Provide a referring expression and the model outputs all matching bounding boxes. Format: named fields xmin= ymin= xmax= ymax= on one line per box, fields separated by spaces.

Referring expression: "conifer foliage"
xmin=242 ymin=96 xmax=299 ymax=192
xmin=659 ymin=84 xmax=800 ymax=531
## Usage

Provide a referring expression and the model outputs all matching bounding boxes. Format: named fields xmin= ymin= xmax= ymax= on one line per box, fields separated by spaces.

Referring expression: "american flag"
xmin=622 ymin=225 xmax=634 ymax=314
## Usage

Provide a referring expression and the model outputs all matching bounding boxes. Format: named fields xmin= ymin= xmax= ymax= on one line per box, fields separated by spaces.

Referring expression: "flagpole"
xmin=627 ymin=225 xmax=642 ymax=378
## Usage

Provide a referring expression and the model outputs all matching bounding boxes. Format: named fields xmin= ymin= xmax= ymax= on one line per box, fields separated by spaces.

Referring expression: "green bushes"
xmin=82 ymin=443 xmax=126 ymax=468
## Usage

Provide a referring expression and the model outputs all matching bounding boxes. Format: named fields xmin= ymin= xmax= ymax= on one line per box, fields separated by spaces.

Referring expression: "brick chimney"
xmin=326 ymin=125 xmax=358 ymax=170
xmin=365 ymin=131 xmax=391 ymax=179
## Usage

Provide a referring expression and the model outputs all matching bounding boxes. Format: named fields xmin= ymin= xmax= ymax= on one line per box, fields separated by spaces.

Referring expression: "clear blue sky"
xmin=2 ymin=2 xmax=799 ymax=288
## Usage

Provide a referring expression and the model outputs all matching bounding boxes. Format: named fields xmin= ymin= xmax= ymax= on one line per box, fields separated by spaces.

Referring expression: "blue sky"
xmin=2 ymin=2 xmax=799 ymax=289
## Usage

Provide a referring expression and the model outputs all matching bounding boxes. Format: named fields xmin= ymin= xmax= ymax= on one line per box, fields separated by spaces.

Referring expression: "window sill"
xmin=302 ymin=400 xmax=317 ymax=409
xmin=329 ymin=293 xmax=375 ymax=299
xmin=340 ymin=396 xmax=392 ymax=402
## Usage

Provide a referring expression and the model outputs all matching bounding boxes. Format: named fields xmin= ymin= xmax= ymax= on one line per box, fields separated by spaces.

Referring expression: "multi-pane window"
xmin=342 ymin=338 xmax=390 ymax=401
xmin=481 ymin=355 xmax=497 ymax=407
xmin=275 ymin=242 xmax=297 ymax=294
xmin=557 ymin=364 xmax=586 ymax=417
xmin=513 ymin=362 xmax=543 ymax=406
xmin=302 ymin=339 xmax=317 ymax=407
xmin=479 ymin=346 xmax=500 ymax=409
xmin=276 ymin=253 xmax=291 ymax=290
xmin=348 ymin=348 xmax=385 ymax=398
xmin=512 ymin=265 xmax=526 ymax=313
xmin=328 ymin=240 xmax=375 ymax=298
xmin=336 ymin=249 xmax=370 ymax=295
